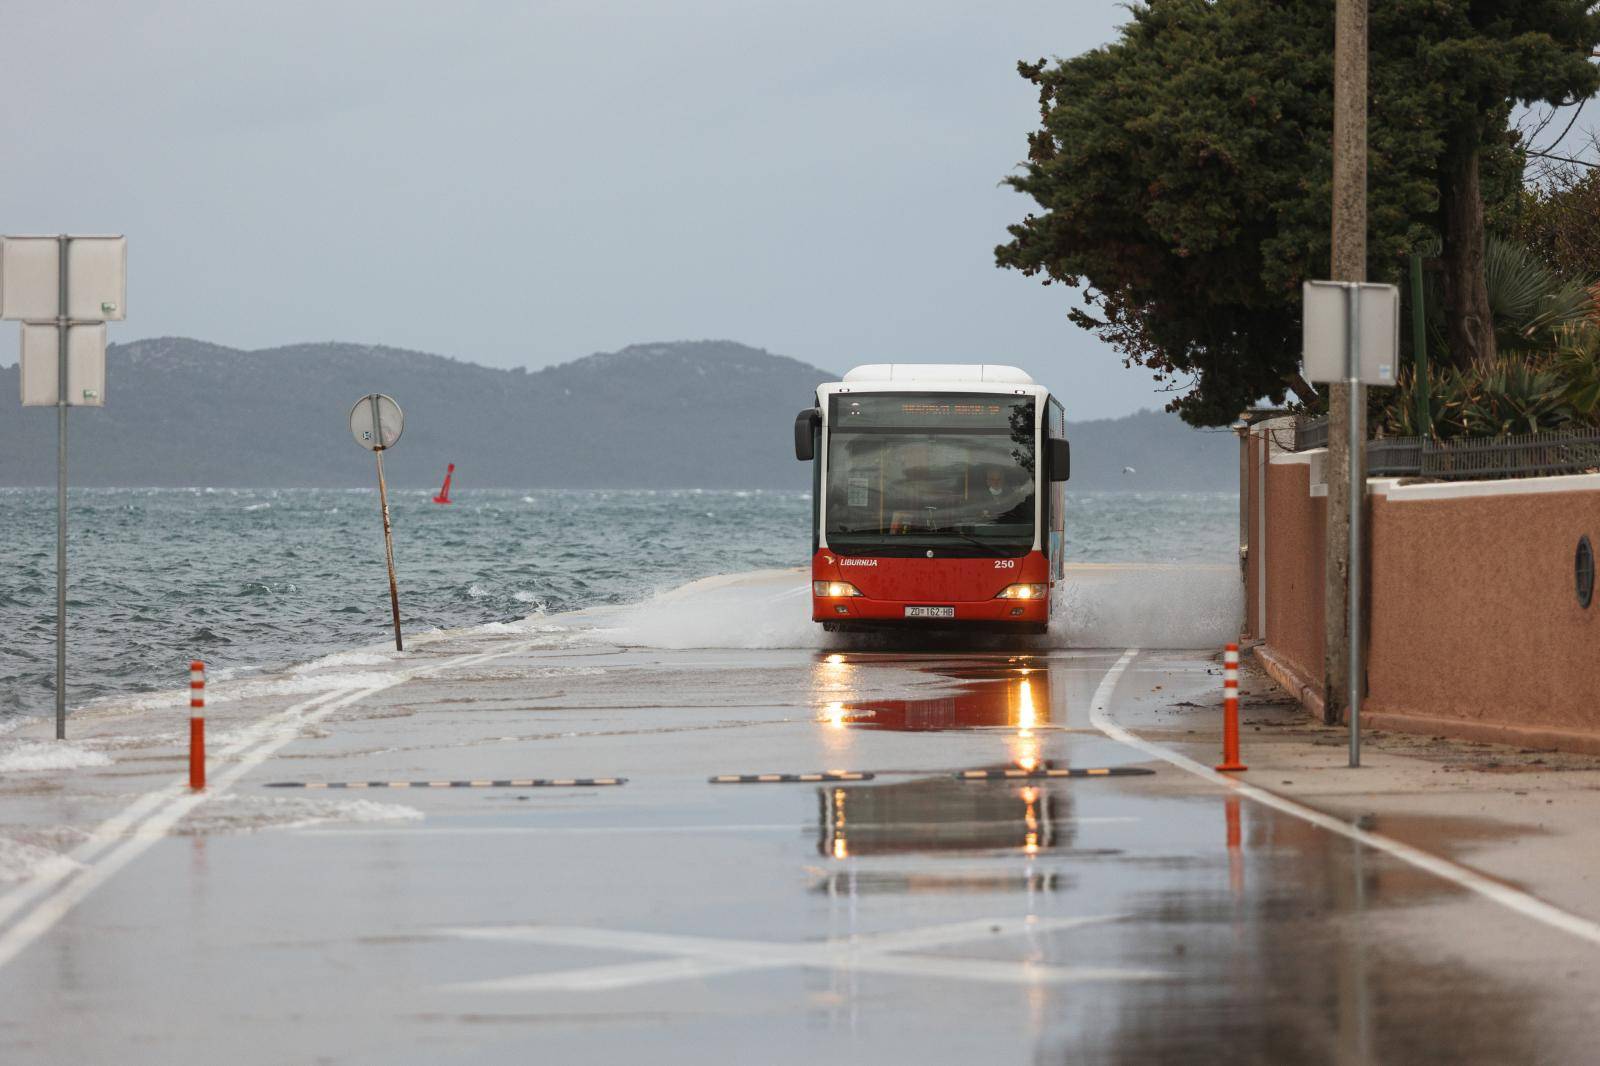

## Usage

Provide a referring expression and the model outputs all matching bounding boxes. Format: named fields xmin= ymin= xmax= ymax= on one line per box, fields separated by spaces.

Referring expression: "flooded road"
xmin=0 ymin=611 xmax=1594 ymax=1063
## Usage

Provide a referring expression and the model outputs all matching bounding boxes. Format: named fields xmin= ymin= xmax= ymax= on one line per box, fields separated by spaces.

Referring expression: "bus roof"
xmin=841 ymin=363 xmax=1034 ymax=386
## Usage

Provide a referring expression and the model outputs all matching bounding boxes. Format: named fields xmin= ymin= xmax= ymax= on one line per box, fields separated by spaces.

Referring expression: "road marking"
xmin=955 ymin=767 xmax=1155 ymax=780
xmin=710 ymin=771 xmax=872 ymax=784
xmin=264 ymin=777 xmax=627 ymax=789
xmin=0 ymin=636 xmax=560 ymax=973
xmin=437 ymin=914 xmax=1166 ymax=993
xmin=296 ymin=816 xmax=1142 ymax=838
xmin=0 ymin=684 xmax=350 ymax=940
xmin=1089 ymin=647 xmax=1600 ymax=951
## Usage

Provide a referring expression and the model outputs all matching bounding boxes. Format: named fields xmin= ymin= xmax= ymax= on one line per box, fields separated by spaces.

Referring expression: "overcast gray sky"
xmin=3 ymin=1 xmax=1173 ymax=418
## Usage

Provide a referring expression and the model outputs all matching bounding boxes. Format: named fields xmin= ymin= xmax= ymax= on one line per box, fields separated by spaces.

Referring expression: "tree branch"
xmin=1284 ymin=371 xmax=1317 ymax=406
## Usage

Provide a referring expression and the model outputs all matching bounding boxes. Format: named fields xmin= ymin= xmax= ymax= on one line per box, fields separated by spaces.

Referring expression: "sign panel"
xmin=1302 ymin=280 xmax=1400 ymax=386
xmin=20 ymin=322 xmax=106 ymax=406
xmin=0 ymin=238 xmax=60 ymax=321
xmin=0 ymin=235 xmax=127 ymax=321
xmin=349 ymin=393 xmax=404 ymax=450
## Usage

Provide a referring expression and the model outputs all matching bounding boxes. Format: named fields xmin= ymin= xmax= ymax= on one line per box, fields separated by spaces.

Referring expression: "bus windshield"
xmin=824 ymin=394 xmax=1036 ymax=557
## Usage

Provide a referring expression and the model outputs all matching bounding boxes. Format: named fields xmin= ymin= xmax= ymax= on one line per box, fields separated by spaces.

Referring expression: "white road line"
xmin=438 ymin=914 xmax=1163 ymax=992
xmin=0 ymin=686 xmax=350 ymax=937
xmin=1089 ymin=647 xmax=1600 ymax=951
xmin=0 ymin=636 xmax=556 ymax=973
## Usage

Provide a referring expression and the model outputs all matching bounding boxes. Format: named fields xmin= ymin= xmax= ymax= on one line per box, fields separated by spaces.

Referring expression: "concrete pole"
xmin=1324 ymin=0 xmax=1367 ymax=727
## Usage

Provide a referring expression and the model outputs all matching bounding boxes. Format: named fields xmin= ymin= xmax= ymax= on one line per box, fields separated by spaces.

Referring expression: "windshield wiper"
xmin=829 ymin=528 xmax=1016 ymax=557
xmin=927 ymin=529 xmax=1009 ymax=556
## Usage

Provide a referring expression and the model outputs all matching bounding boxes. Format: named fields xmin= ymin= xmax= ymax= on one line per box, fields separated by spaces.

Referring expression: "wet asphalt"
xmin=0 ymin=635 xmax=1595 ymax=1065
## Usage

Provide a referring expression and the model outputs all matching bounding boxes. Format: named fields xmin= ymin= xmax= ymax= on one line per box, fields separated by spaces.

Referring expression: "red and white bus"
xmin=794 ymin=364 xmax=1069 ymax=634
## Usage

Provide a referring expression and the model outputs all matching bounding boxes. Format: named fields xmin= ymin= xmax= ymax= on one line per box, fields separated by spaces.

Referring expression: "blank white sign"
xmin=20 ymin=322 xmax=107 ymax=406
xmin=1302 ymin=280 xmax=1400 ymax=386
xmin=0 ymin=235 xmax=126 ymax=321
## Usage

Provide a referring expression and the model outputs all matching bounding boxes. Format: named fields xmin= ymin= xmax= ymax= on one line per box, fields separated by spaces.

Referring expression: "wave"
xmin=0 ymin=741 xmax=112 ymax=772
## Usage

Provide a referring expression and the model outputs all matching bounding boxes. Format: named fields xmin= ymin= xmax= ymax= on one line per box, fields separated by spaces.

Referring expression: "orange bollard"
xmin=189 ymin=660 xmax=206 ymax=791
xmin=1215 ymin=643 xmax=1247 ymax=772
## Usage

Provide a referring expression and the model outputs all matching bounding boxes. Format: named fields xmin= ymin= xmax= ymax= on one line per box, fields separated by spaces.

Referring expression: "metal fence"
xmin=1421 ymin=430 xmax=1600 ymax=480
xmin=1367 ymin=435 xmax=1425 ymax=476
xmin=1288 ymin=417 xmax=1600 ymax=480
xmin=1294 ymin=416 xmax=1328 ymax=452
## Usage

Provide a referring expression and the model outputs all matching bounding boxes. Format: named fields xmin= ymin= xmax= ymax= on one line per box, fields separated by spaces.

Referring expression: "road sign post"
xmin=1303 ymin=280 xmax=1398 ymax=768
xmin=349 ymin=394 xmax=406 ymax=651
xmin=2 ymin=234 xmax=126 ymax=740
xmin=55 ymin=236 xmax=66 ymax=742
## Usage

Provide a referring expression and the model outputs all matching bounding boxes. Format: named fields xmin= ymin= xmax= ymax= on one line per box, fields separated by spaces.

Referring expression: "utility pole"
xmin=1324 ymin=0 xmax=1367 ymax=727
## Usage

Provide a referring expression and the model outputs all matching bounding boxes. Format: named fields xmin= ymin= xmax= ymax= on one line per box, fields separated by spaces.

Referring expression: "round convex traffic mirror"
xmin=349 ymin=393 xmax=404 ymax=451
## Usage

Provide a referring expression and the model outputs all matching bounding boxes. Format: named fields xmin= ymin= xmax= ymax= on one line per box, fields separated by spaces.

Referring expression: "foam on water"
xmin=0 ymin=742 xmax=112 ymax=772
xmin=104 ymin=669 xmax=410 ymax=717
xmin=176 ymin=795 xmax=425 ymax=835
xmin=294 ymin=650 xmax=398 ymax=672
xmin=0 ymin=839 xmax=84 ymax=884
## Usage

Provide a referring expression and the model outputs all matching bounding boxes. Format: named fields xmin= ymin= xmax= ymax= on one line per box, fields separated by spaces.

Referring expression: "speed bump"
xmin=264 ymin=778 xmax=627 ymax=789
xmin=709 ymin=772 xmax=874 ymax=784
xmin=955 ymin=767 xmax=1155 ymax=781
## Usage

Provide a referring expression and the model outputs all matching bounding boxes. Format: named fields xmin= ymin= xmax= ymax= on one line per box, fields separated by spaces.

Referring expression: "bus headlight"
xmin=995 ymin=583 xmax=1048 ymax=600
xmin=813 ymin=580 xmax=864 ymax=598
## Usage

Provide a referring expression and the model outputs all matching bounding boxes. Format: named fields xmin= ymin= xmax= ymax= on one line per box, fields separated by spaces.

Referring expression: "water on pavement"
xmin=0 ymin=572 xmax=1591 ymax=1064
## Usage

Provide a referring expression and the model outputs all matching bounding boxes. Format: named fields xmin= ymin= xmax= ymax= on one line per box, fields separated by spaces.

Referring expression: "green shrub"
xmin=1382 ymin=355 xmax=1579 ymax=440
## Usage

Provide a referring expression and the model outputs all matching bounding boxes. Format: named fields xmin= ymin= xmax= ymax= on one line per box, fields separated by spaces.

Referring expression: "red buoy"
xmin=432 ymin=463 xmax=455 ymax=505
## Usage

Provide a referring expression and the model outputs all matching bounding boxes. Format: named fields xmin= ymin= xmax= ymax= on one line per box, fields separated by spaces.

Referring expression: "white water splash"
xmin=176 ymin=795 xmax=424 ymax=835
xmin=0 ymin=742 xmax=112 ymax=772
xmin=605 ymin=570 xmax=824 ymax=649
xmin=597 ymin=564 xmax=1240 ymax=651
xmin=1053 ymin=564 xmax=1240 ymax=649
xmin=0 ymin=839 xmax=84 ymax=884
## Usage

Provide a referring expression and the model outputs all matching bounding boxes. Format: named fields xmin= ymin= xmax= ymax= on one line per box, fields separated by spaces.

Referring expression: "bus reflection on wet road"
xmin=798 ymin=650 xmax=1573 ymax=1064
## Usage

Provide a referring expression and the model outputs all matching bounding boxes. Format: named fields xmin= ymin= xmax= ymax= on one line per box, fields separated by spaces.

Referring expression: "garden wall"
xmin=1246 ymin=422 xmax=1600 ymax=754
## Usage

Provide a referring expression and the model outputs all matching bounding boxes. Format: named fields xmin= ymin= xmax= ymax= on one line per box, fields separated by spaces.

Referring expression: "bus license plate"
xmin=904 ymin=606 xmax=955 ymax=619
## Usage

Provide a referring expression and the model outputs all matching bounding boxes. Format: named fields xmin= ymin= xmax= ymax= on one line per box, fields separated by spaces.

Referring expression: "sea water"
xmin=0 ymin=488 xmax=1238 ymax=717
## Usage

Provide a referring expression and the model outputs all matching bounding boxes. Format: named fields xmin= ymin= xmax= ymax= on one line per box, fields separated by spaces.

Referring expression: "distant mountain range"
xmin=0 ymin=338 xmax=1238 ymax=490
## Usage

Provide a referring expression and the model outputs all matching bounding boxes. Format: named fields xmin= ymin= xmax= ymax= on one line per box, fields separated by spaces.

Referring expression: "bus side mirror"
xmin=1048 ymin=438 xmax=1070 ymax=481
xmin=794 ymin=409 xmax=820 ymax=461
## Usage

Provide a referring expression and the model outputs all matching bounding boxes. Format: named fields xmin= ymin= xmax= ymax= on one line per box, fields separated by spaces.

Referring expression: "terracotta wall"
xmin=1243 ymin=433 xmax=1262 ymax=640
xmin=1249 ymin=426 xmax=1600 ymax=753
xmin=1365 ymin=485 xmax=1600 ymax=750
xmin=1262 ymin=459 xmax=1325 ymax=691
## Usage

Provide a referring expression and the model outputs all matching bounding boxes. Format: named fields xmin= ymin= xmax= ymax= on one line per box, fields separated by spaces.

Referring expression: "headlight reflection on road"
xmin=1012 ymin=676 xmax=1041 ymax=772
xmin=1021 ymin=785 xmax=1042 ymax=855
xmin=830 ymin=788 xmax=849 ymax=859
xmin=813 ymin=653 xmax=862 ymax=751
